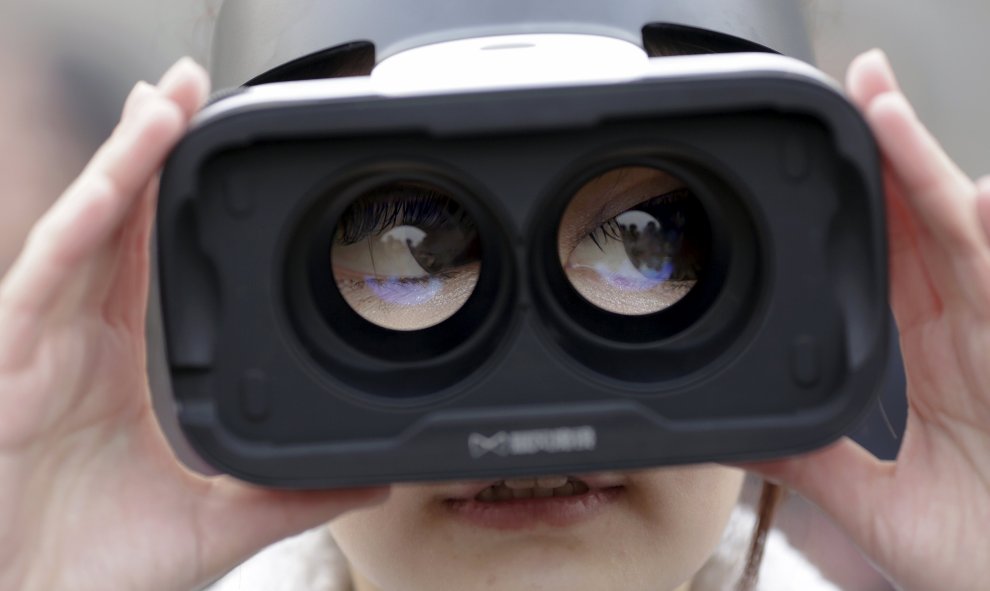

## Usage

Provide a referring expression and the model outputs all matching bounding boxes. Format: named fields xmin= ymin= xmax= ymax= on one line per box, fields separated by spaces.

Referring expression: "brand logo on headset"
xmin=467 ymin=426 xmax=597 ymax=458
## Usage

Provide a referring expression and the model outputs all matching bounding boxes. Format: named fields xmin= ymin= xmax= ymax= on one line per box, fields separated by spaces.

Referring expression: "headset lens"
xmin=331 ymin=181 xmax=481 ymax=330
xmin=558 ymin=166 xmax=711 ymax=315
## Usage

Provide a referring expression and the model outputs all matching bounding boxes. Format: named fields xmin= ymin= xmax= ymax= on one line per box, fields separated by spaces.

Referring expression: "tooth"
xmin=503 ymin=478 xmax=536 ymax=489
xmin=512 ymin=488 xmax=534 ymax=499
xmin=553 ymin=483 xmax=575 ymax=497
xmin=533 ymin=487 xmax=554 ymax=498
xmin=477 ymin=487 xmax=497 ymax=502
xmin=536 ymin=475 xmax=568 ymax=489
xmin=495 ymin=485 xmax=514 ymax=501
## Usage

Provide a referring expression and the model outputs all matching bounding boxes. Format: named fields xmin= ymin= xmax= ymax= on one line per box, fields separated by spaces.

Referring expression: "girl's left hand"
xmin=744 ymin=49 xmax=990 ymax=591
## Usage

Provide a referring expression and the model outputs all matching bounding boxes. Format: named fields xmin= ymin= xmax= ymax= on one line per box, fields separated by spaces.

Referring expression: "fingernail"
xmin=122 ymin=81 xmax=157 ymax=120
xmin=864 ymin=47 xmax=886 ymax=62
xmin=868 ymin=48 xmax=901 ymax=92
xmin=157 ymin=57 xmax=196 ymax=94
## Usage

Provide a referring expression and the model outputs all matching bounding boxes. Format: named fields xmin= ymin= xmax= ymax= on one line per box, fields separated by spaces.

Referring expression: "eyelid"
xmin=335 ymin=186 xmax=457 ymax=245
xmin=580 ymin=188 xmax=692 ymax=247
xmin=558 ymin=171 xmax=687 ymax=258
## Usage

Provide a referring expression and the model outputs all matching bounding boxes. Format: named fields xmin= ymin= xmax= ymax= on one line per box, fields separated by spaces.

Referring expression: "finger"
xmin=121 ymin=81 xmax=157 ymax=122
xmin=867 ymin=91 xmax=981 ymax=250
xmin=883 ymin=165 xmax=945 ymax=331
xmin=0 ymin=98 xmax=187 ymax=371
xmin=99 ymin=181 xmax=158 ymax=331
xmin=121 ymin=59 xmax=208 ymax=125
xmin=846 ymin=51 xmax=990 ymax=323
xmin=847 ymin=50 xmax=946 ymax=330
xmin=0 ymin=59 xmax=209 ymax=366
xmin=870 ymin=92 xmax=990 ymax=316
xmin=98 ymin=59 xmax=210 ymax=329
xmin=157 ymin=57 xmax=211 ymax=120
xmin=978 ymin=176 xmax=990 ymax=245
xmin=0 ymin=95 xmax=184 ymax=309
xmin=846 ymin=48 xmax=901 ymax=107
xmin=0 ymin=79 xmax=152 ymax=366
xmin=847 ymin=50 xmax=986 ymax=285
xmin=736 ymin=438 xmax=892 ymax=552
xmin=194 ymin=478 xmax=391 ymax=585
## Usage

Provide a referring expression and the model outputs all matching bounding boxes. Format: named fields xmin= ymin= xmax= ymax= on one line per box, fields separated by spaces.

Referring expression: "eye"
xmin=559 ymin=168 xmax=711 ymax=316
xmin=330 ymin=182 xmax=481 ymax=331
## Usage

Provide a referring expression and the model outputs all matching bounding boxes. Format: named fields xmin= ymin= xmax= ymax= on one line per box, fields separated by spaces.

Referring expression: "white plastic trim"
xmin=195 ymin=34 xmax=840 ymax=127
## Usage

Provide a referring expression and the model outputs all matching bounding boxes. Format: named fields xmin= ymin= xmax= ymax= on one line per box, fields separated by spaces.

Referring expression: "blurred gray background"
xmin=1 ymin=2 xmax=986 ymax=590
xmin=4 ymin=0 xmax=987 ymax=175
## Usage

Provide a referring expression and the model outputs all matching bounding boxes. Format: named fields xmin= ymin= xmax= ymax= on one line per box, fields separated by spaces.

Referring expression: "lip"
xmin=439 ymin=471 xmax=629 ymax=531
xmin=443 ymin=486 xmax=625 ymax=530
xmin=442 ymin=471 xmax=629 ymax=501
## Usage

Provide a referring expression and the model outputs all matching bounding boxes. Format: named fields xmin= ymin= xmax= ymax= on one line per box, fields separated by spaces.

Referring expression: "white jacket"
xmin=205 ymin=504 xmax=841 ymax=591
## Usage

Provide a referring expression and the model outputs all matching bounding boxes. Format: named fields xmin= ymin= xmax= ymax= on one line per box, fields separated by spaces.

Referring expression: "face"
xmin=327 ymin=166 xmax=741 ymax=591
xmin=330 ymin=466 xmax=744 ymax=591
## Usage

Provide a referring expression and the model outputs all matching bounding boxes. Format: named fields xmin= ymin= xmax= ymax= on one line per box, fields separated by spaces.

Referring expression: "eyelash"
xmin=336 ymin=186 xmax=691 ymax=255
xmin=585 ymin=188 xmax=691 ymax=252
xmin=335 ymin=186 xmax=469 ymax=245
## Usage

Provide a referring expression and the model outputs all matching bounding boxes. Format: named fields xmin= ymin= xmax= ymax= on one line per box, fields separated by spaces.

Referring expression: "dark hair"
xmin=251 ymin=26 xmax=785 ymax=591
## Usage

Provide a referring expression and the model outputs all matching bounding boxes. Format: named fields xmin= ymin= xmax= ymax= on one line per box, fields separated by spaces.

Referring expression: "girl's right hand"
xmin=0 ymin=58 xmax=389 ymax=591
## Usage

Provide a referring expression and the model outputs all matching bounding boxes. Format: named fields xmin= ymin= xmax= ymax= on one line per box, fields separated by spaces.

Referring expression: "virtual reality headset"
xmin=156 ymin=0 xmax=888 ymax=488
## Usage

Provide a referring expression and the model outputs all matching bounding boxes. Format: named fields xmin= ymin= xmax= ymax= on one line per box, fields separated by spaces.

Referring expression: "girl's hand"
xmin=744 ymin=49 xmax=990 ymax=591
xmin=0 ymin=59 xmax=389 ymax=591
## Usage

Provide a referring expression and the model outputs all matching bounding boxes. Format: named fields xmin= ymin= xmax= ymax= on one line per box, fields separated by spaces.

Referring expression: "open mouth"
xmin=443 ymin=473 xmax=626 ymax=530
xmin=474 ymin=475 xmax=591 ymax=501
xmin=444 ymin=471 xmax=627 ymax=503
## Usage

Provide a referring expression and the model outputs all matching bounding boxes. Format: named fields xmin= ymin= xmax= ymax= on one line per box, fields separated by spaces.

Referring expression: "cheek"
xmin=329 ymin=485 xmax=416 ymax=549
xmin=628 ymin=466 xmax=746 ymax=561
xmin=329 ymin=468 xmax=745 ymax=591
xmin=328 ymin=485 xmax=449 ymax=588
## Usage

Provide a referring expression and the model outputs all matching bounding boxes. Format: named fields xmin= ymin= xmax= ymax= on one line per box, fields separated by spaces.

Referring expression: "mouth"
xmin=473 ymin=475 xmax=593 ymax=501
xmin=442 ymin=473 xmax=627 ymax=530
xmin=444 ymin=471 xmax=627 ymax=501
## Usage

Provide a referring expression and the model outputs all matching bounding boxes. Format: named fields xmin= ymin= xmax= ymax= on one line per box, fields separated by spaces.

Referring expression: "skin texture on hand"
xmin=0 ymin=59 xmax=389 ymax=591
xmin=742 ymin=49 xmax=990 ymax=591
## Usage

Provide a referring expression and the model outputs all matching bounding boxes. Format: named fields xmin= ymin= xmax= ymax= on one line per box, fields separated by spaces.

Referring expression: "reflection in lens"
xmin=558 ymin=166 xmax=711 ymax=315
xmin=331 ymin=181 xmax=481 ymax=330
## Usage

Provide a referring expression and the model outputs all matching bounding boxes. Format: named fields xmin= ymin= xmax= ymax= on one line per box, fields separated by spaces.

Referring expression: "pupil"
xmin=330 ymin=179 xmax=483 ymax=331
xmin=558 ymin=165 xmax=713 ymax=316
xmin=617 ymin=194 xmax=704 ymax=283
xmin=405 ymin=207 xmax=480 ymax=275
